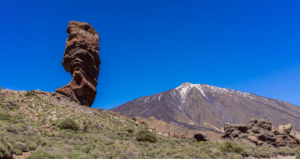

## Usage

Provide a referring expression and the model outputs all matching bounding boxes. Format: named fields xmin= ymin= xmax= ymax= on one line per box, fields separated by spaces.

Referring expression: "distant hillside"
xmin=111 ymin=82 xmax=300 ymax=133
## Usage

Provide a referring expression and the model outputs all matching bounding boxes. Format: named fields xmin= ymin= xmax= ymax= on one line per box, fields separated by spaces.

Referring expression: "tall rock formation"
xmin=56 ymin=21 xmax=101 ymax=106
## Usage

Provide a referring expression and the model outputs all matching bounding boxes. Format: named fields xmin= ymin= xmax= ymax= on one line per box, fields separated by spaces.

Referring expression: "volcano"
xmin=111 ymin=82 xmax=300 ymax=134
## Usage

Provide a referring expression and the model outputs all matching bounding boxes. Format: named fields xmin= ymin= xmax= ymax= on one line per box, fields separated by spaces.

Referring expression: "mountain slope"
xmin=111 ymin=82 xmax=300 ymax=132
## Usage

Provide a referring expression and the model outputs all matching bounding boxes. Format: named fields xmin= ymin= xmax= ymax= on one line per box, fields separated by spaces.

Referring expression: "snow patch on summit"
xmin=176 ymin=82 xmax=207 ymax=98
xmin=204 ymin=85 xmax=255 ymax=99
xmin=176 ymin=82 xmax=256 ymax=101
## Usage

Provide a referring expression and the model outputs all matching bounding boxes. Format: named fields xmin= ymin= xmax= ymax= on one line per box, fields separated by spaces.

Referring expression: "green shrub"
xmin=278 ymin=147 xmax=296 ymax=156
xmin=26 ymin=142 xmax=38 ymax=151
xmin=6 ymin=125 xmax=17 ymax=133
xmin=12 ymin=148 xmax=22 ymax=155
xmin=217 ymin=141 xmax=244 ymax=154
xmin=51 ymin=119 xmax=61 ymax=126
xmin=136 ymin=129 xmax=157 ymax=143
xmin=58 ymin=129 xmax=75 ymax=139
xmin=82 ymin=144 xmax=95 ymax=153
xmin=3 ymin=101 xmax=20 ymax=111
xmin=26 ymin=148 xmax=63 ymax=159
xmin=41 ymin=140 xmax=48 ymax=147
xmin=143 ymin=122 xmax=149 ymax=129
xmin=0 ymin=113 xmax=11 ymax=121
xmin=0 ymin=113 xmax=23 ymax=123
xmin=24 ymin=90 xmax=37 ymax=97
xmin=297 ymin=146 xmax=300 ymax=159
xmin=10 ymin=114 xmax=23 ymax=123
xmin=127 ymin=128 xmax=134 ymax=133
xmin=131 ymin=117 xmax=136 ymax=121
xmin=0 ymin=144 xmax=10 ymax=158
xmin=0 ymin=86 xmax=2 ymax=91
xmin=112 ymin=150 xmax=121 ymax=158
xmin=58 ymin=118 xmax=79 ymax=131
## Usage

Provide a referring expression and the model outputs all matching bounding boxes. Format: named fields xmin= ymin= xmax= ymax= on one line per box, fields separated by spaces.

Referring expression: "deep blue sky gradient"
xmin=1 ymin=0 xmax=299 ymax=109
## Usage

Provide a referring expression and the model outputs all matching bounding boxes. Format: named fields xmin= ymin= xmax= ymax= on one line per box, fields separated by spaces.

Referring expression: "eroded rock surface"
xmin=222 ymin=119 xmax=300 ymax=148
xmin=56 ymin=21 xmax=101 ymax=106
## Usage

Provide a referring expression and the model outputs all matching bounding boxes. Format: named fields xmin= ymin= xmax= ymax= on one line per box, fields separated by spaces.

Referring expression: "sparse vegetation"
xmin=297 ymin=146 xmax=300 ymax=159
xmin=127 ymin=128 xmax=134 ymax=133
xmin=58 ymin=118 xmax=79 ymax=131
xmin=26 ymin=148 xmax=63 ymax=159
xmin=217 ymin=141 xmax=245 ymax=154
xmin=0 ymin=113 xmax=11 ymax=121
xmin=143 ymin=122 xmax=149 ymax=129
xmin=2 ymin=101 xmax=20 ymax=111
xmin=136 ymin=129 xmax=157 ymax=143
xmin=0 ymin=89 xmax=297 ymax=159
xmin=131 ymin=117 xmax=136 ymax=121
xmin=24 ymin=90 xmax=37 ymax=97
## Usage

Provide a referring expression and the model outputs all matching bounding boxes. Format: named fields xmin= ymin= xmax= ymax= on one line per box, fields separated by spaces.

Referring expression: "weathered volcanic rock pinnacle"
xmin=56 ymin=21 xmax=101 ymax=107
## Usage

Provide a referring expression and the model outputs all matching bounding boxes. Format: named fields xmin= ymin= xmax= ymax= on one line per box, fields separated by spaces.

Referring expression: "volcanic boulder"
xmin=194 ymin=131 xmax=208 ymax=141
xmin=56 ymin=21 xmax=101 ymax=106
xmin=222 ymin=119 xmax=300 ymax=148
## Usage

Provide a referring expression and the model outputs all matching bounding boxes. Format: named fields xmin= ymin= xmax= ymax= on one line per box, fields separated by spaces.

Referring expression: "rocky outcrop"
xmin=194 ymin=131 xmax=208 ymax=141
xmin=222 ymin=119 xmax=300 ymax=148
xmin=56 ymin=21 xmax=101 ymax=107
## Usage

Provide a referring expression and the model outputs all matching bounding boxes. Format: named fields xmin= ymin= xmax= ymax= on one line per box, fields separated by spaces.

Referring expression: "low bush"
xmin=217 ymin=141 xmax=244 ymax=154
xmin=24 ymin=90 xmax=37 ymax=97
xmin=58 ymin=118 xmax=79 ymax=131
xmin=296 ymin=146 xmax=300 ymax=159
xmin=136 ymin=129 xmax=157 ymax=143
xmin=131 ymin=117 xmax=136 ymax=121
xmin=0 ymin=137 xmax=17 ymax=158
xmin=127 ymin=128 xmax=134 ymax=134
xmin=143 ymin=122 xmax=149 ymax=129
xmin=277 ymin=147 xmax=296 ymax=156
xmin=3 ymin=101 xmax=20 ymax=111
xmin=0 ymin=113 xmax=11 ymax=121
xmin=0 ymin=144 xmax=11 ymax=158
xmin=82 ymin=144 xmax=95 ymax=153
xmin=26 ymin=141 xmax=38 ymax=151
xmin=12 ymin=148 xmax=22 ymax=155
xmin=26 ymin=148 xmax=63 ymax=159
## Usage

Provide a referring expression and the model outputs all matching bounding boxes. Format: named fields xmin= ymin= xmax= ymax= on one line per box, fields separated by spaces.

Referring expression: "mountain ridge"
xmin=111 ymin=82 xmax=300 ymax=133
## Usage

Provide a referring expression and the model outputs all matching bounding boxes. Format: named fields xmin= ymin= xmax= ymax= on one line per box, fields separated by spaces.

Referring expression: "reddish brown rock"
xmin=109 ymin=111 xmax=118 ymax=116
xmin=56 ymin=21 xmax=101 ymax=107
xmin=123 ymin=115 xmax=129 ymax=120
xmin=167 ymin=131 xmax=171 ymax=136
xmin=222 ymin=118 xmax=300 ymax=148
xmin=173 ymin=133 xmax=179 ymax=138
xmin=179 ymin=133 xmax=186 ymax=139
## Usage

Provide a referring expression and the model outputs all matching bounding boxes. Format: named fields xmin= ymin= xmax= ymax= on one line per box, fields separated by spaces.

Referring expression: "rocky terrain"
xmin=0 ymin=88 xmax=300 ymax=159
xmin=56 ymin=21 xmax=101 ymax=107
xmin=0 ymin=88 xmax=299 ymax=159
xmin=112 ymin=82 xmax=300 ymax=137
xmin=220 ymin=119 xmax=300 ymax=148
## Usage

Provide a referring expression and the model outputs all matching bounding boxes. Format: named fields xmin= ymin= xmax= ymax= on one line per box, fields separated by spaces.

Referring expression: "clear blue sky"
xmin=1 ymin=0 xmax=299 ymax=109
